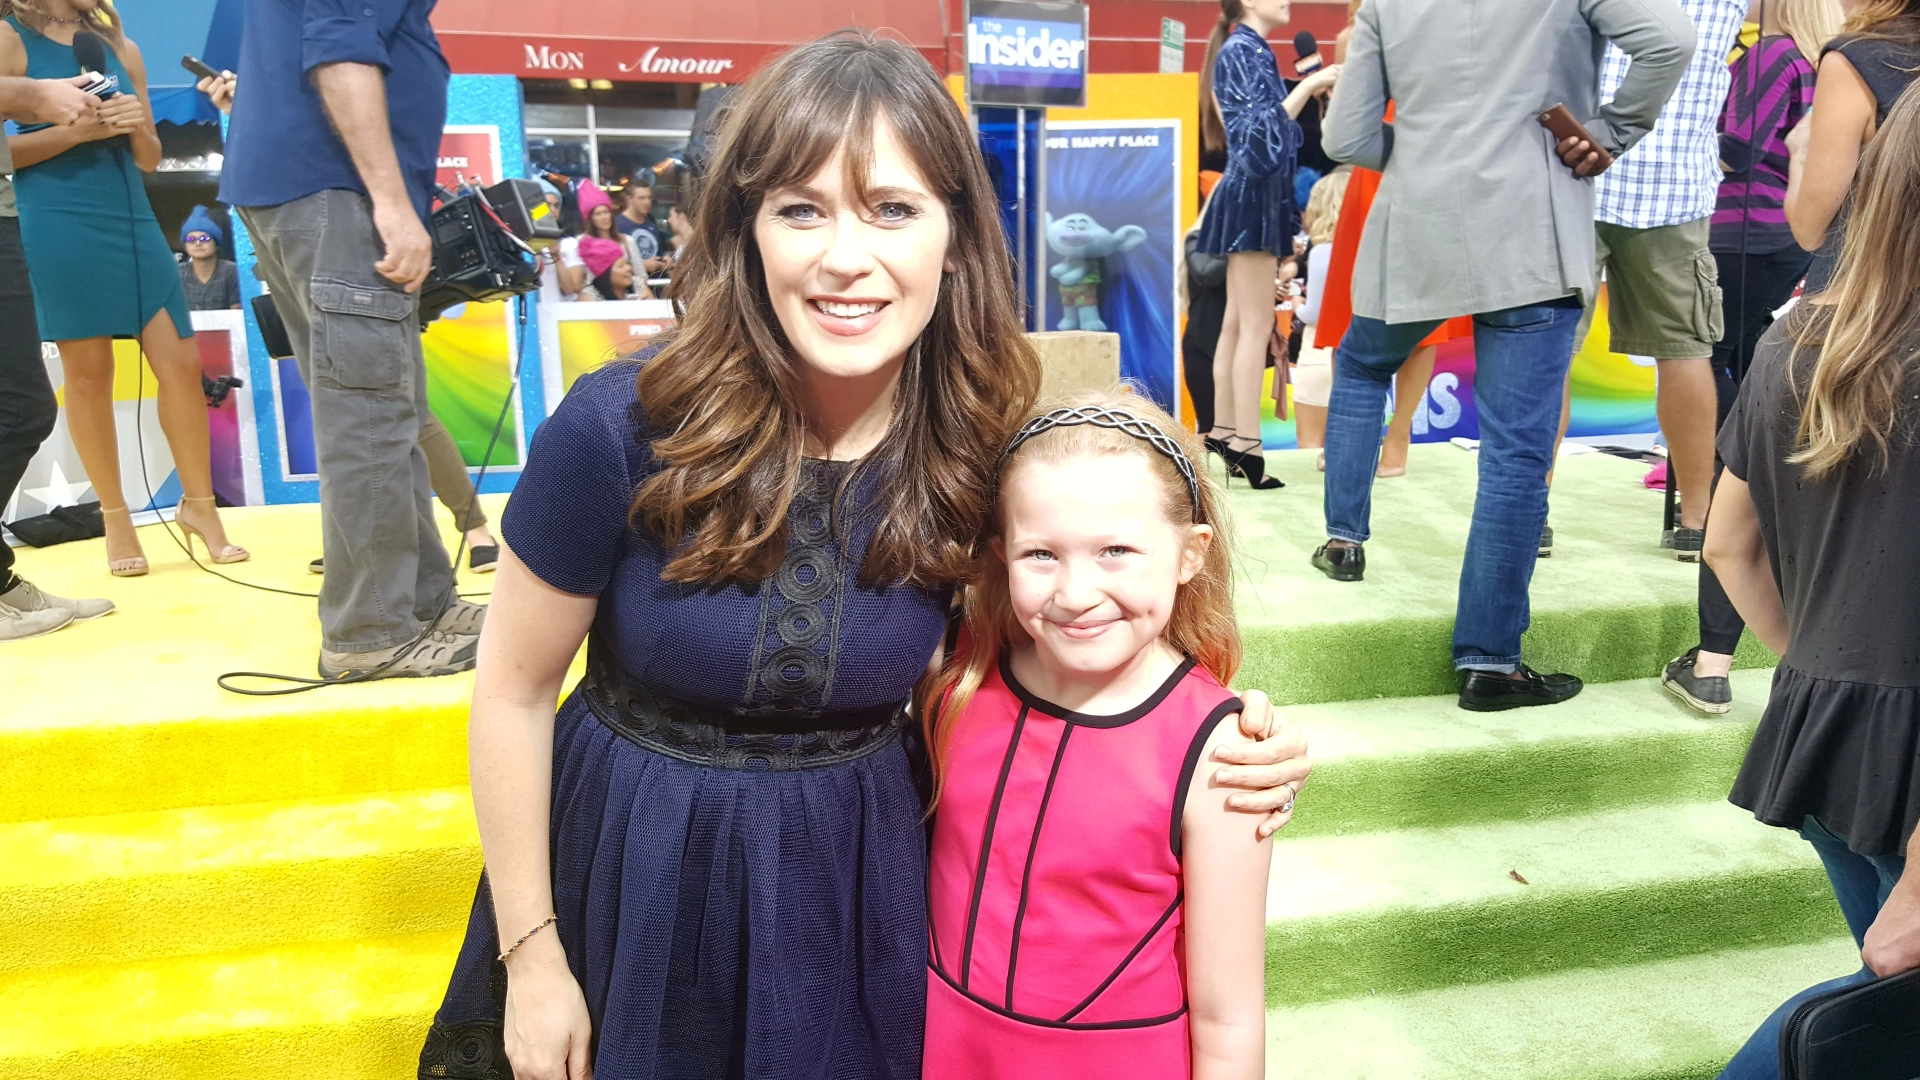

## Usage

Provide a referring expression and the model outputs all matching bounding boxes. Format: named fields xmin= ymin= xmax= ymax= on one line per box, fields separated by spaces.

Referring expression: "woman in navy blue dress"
xmin=420 ymin=33 xmax=1312 ymax=1080
xmin=1195 ymin=0 xmax=1340 ymax=489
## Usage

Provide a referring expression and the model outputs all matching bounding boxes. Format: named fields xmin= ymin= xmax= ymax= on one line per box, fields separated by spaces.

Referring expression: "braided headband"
xmin=1000 ymin=405 xmax=1204 ymax=520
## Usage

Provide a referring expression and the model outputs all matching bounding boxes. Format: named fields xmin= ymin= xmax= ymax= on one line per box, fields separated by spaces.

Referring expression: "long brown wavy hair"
xmin=0 ymin=0 xmax=123 ymax=42
xmin=1843 ymin=0 xmax=1920 ymax=49
xmin=633 ymin=32 xmax=1040 ymax=588
xmin=1784 ymin=80 xmax=1920 ymax=477
xmin=1199 ymin=0 xmax=1248 ymax=158
xmin=919 ymin=389 xmax=1242 ymax=802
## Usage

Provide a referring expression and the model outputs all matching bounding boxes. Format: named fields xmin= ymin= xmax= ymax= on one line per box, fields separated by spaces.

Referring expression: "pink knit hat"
xmin=576 ymin=180 xmax=612 ymax=218
xmin=577 ymin=235 xmax=625 ymax=279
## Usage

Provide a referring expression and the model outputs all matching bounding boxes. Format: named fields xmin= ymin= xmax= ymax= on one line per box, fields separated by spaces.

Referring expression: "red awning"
xmin=433 ymin=0 xmax=950 ymax=83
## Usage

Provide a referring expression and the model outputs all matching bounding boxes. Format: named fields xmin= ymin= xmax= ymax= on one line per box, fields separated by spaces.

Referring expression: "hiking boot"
xmin=1662 ymin=648 xmax=1733 ymax=715
xmin=426 ymin=597 xmax=487 ymax=637
xmin=319 ymin=629 xmax=478 ymax=680
xmin=0 ymin=598 xmax=73 ymax=642
xmin=1 ymin=577 xmax=114 ymax=621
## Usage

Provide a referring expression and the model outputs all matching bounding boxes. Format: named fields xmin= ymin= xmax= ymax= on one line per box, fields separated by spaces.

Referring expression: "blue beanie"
xmin=1293 ymin=168 xmax=1322 ymax=217
xmin=181 ymin=205 xmax=223 ymax=247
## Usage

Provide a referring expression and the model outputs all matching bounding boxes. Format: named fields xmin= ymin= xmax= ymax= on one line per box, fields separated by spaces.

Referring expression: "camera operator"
xmin=217 ymin=0 xmax=483 ymax=679
xmin=0 ymin=69 xmax=113 ymax=641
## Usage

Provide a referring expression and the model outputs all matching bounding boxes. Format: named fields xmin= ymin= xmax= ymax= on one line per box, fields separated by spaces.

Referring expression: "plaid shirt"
xmin=1595 ymin=0 xmax=1747 ymax=229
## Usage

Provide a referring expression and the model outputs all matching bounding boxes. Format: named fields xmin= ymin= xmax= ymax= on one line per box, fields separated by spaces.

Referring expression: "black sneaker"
xmin=1458 ymin=664 xmax=1584 ymax=711
xmin=1311 ymin=541 xmax=1365 ymax=582
xmin=1669 ymin=527 xmax=1704 ymax=562
xmin=469 ymin=544 xmax=499 ymax=573
xmin=1539 ymin=524 xmax=1554 ymax=558
xmin=1662 ymin=648 xmax=1732 ymax=715
xmin=309 ymin=557 xmax=325 ymax=575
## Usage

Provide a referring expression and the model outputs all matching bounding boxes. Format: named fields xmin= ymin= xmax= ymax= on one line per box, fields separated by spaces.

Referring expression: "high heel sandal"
xmin=1220 ymin=442 xmax=1284 ymax=490
xmin=176 ymin=495 xmax=250 ymax=565
xmin=1204 ymin=435 xmax=1236 ymax=476
xmin=99 ymin=506 xmax=149 ymax=577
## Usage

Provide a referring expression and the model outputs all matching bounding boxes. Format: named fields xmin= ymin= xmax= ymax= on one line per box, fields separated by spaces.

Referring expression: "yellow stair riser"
xmin=0 ymin=932 xmax=463 ymax=1073
xmin=0 ymin=705 xmax=472 ymax=825
xmin=2 ymin=845 xmax=484 ymax=976
xmin=2 ymin=1013 xmax=433 ymax=1080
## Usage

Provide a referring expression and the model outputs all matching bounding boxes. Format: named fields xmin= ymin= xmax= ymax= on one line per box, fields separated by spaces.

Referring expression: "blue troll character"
xmin=1047 ymin=212 xmax=1147 ymax=332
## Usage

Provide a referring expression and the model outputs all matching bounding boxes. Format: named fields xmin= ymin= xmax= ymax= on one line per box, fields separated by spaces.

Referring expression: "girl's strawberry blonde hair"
xmin=917 ymin=388 xmax=1242 ymax=801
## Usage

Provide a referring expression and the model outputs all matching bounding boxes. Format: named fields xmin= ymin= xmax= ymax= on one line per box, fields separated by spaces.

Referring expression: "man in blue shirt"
xmin=218 ymin=0 xmax=483 ymax=679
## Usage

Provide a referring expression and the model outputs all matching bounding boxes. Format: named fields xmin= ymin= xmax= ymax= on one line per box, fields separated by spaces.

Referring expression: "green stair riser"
xmin=5 ymin=847 xmax=483 ymax=976
xmin=1264 ymin=867 xmax=1847 ymax=1008
xmin=1241 ymin=611 xmax=1771 ymax=708
xmin=1286 ymin=724 xmax=1758 ymax=838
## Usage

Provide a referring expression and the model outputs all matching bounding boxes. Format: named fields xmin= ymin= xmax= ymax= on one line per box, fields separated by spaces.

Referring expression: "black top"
xmin=1719 ymin=326 xmax=1920 ymax=686
xmin=1723 ymin=322 xmax=1920 ymax=856
xmin=1802 ymin=34 xmax=1920 ymax=293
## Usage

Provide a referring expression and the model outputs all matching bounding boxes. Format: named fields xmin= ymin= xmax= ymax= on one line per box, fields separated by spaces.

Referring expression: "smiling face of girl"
xmin=996 ymin=451 xmax=1212 ymax=687
xmin=752 ymin=115 xmax=953 ymax=385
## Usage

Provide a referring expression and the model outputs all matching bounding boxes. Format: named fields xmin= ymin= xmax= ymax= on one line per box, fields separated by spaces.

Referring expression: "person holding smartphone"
xmin=1318 ymin=0 xmax=1694 ymax=711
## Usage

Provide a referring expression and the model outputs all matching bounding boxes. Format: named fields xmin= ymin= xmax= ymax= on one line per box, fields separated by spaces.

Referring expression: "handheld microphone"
xmin=1292 ymin=31 xmax=1323 ymax=77
xmin=71 ymin=31 xmax=120 ymax=99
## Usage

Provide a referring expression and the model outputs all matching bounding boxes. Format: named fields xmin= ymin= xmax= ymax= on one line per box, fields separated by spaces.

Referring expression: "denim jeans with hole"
xmin=1322 ymin=298 xmax=1582 ymax=671
xmin=1716 ymin=816 xmax=1907 ymax=1080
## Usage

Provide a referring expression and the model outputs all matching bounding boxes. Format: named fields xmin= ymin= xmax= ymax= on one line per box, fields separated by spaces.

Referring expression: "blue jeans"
xmin=1322 ymin=299 xmax=1583 ymax=671
xmin=1716 ymin=817 xmax=1908 ymax=1080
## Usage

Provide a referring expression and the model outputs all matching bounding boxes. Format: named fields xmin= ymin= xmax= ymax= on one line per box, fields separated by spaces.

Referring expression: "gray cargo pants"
xmin=241 ymin=189 xmax=454 ymax=653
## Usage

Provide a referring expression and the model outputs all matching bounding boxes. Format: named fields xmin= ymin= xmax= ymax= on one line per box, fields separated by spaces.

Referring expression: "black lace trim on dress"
xmin=419 ymin=1019 xmax=511 ymax=1080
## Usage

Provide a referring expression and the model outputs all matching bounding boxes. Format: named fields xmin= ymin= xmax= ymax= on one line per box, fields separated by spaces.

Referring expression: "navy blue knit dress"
xmin=420 ymin=359 xmax=949 ymax=1080
xmin=1194 ymin=24 xmax=1303 ymax=257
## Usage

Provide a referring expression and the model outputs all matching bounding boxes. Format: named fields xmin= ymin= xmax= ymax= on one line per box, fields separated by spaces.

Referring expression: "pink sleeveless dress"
xmin=924 ymin=654 xmax=1241 ymax=1079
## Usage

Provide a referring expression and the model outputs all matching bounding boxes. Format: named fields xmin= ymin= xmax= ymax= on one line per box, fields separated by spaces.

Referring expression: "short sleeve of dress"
xmin=502 ymin=362 xmax=646 ymax=596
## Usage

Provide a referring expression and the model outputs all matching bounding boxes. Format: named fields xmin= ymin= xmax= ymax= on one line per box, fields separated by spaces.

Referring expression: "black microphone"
xmin=71 ymin=31 xmax=120 ymax=98
xmin=1292 ymin=30 xmax=1323 ymax=77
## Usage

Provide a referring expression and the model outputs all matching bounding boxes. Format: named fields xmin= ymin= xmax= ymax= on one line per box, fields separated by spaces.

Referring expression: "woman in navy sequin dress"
xmin=418 ymin=33 xmax=1312 ymax=1080
xmin=1194 ymin=0 xmax=1340 ymax=489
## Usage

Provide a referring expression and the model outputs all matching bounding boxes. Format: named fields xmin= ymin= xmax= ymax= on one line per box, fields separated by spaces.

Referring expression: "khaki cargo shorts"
xmin=1576 ymin=216 xmax=1724 ymax=360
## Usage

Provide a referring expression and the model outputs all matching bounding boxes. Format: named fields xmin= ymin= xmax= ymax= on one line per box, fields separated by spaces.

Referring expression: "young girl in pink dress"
xmin=922 ymin=391 xmax=1275 ymax=1079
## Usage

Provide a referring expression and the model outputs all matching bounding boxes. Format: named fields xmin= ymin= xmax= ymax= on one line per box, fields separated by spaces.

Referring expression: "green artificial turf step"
xmin=1220 ymin=446 xmax=1772 ymax=705
xmin=1264 ymin=937 xmax=1863 ymax=1080
xmin=1285 ymin=668 xmax=1776 ymax=838
xmin=1263 ymin=798 xmax=1844 ymax=1007
xmin=0 ymin=788 xmax=481 ymax=975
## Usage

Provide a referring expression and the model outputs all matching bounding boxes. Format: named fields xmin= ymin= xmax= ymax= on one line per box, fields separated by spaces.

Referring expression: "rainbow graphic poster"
xmin=1252 ymin=284 xmax=1658 ymax=448
xmin=421 ymin=301 xmax=521 ymax=467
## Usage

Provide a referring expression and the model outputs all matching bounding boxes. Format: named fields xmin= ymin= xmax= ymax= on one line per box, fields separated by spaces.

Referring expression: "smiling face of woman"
xmin=591 ymin=205 xmax=614 ymax=235
xmin=610 ymin=257 xmax=633 ymax=293
xmin=753 ymin=116 xmax=953 ymax=385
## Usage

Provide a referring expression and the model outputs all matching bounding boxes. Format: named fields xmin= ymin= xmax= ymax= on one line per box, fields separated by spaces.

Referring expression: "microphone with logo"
xmin=1291 ymin=31 xmax=1323 ymax=78
xmin=70 ymin=31 xmax=122 ymax=100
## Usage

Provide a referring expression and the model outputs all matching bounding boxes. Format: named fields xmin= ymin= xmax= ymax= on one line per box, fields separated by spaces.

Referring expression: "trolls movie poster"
xmin=1043 ymin=120 xmax=1181 ymax=410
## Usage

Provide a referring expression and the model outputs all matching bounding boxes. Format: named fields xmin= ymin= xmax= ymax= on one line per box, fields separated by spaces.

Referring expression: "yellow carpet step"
xmin=0 ymin=788 xmax=480 ymax=975
xmin=0 ymin=930 xmax=459 ymax=1080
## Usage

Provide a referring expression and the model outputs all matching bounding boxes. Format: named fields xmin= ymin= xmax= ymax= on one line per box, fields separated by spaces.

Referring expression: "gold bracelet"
xmin=497 ymin=915 xmax=558 ymax=964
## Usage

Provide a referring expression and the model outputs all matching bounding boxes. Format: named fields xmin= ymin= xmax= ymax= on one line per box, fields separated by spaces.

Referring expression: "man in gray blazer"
xmin=1314 ymin=0 xmax=1694 ymax=711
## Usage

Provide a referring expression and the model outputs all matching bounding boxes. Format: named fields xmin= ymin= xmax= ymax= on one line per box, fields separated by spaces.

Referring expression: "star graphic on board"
xmin=23 ymin=461 xmax=92 ymax=512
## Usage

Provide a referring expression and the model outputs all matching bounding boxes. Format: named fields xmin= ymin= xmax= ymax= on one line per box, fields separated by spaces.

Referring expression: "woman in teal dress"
xmin=1 ymin=0 xmax=244 ymax=575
